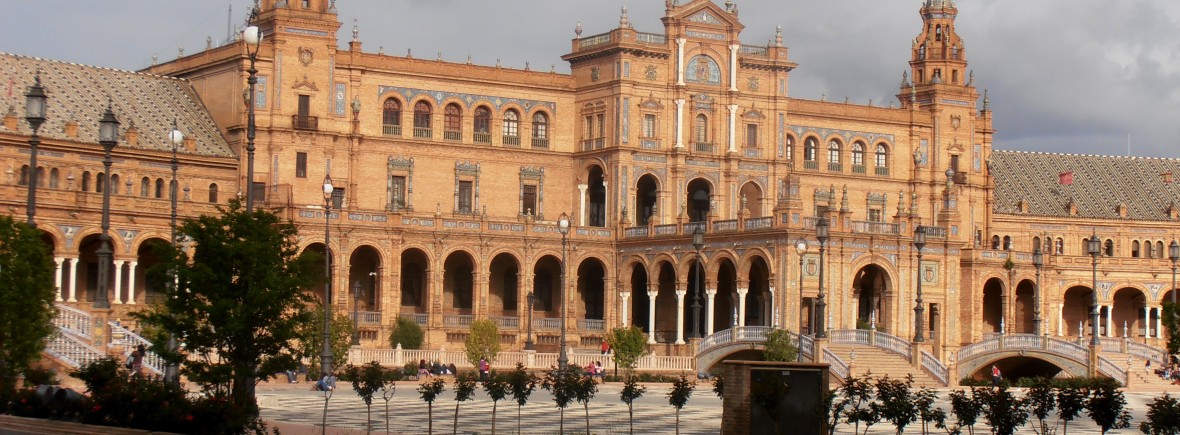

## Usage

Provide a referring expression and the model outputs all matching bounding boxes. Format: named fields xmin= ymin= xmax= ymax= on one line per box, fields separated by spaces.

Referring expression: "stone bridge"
xmin=955 ymin=334 xmax=1134 ymax=384
xmin=46 ymin=304 xmax=164 ymax=375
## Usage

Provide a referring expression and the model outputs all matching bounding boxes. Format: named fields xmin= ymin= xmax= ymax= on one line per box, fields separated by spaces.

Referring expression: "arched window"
xmin=503 ymin=109 xmax=520 ymax=141
xmin=991 ymin=235 xmax=1000 ymax=249
xmin=875 ymin=144 xmax=889 ymax=168
xmin=804 ymin=138 xmax=817 ymax=161
xmin=694 ymin=114 xmax=708 ymax=143
xmin=1003 ymin=235 xmax=1012 ymax=250
xmin=532 ymin=112 xmax=549 ymax=148
xmin=827 ymin=140 xmax=841 ymax=164
xmin=1033 ymin=237 xmax=1042 ymax=252
xmin=18 ymin=165 xmax=28 ymax=186
xmin=141 ymin=177 xmax=150 ymax=197
xmin=443 ymin=103 xmax=461 ymax=141
xmin=413 ymin=101 xmax=432 ymax=132
xmin=155 ymin=178 xmax=165 ymax=198
xmin=785 ymin=135 xmax=794 ymax=161
xmin=49 ymin=168 xmax=60 ymax=189
xmin=1104 ymin=239 xmax=1114 ymax=257
xmin=473 ymin=106 xmax=491 ymax=144
xmin=81 ymin=171 xmax=91 ymax=192
xmin=918 ymin=44 xmax=926 ymax=60
xmin=110 ymin=174 xmax=119 ymax=195
xmin=1055 ymin=238 xmax=1064 ymax=255
xmin=1132 ymin=241 xmax=1141 ymax=258
xmin=35 ymin=167 xmax=45 ymax=188
xmin=382 ymin=98 xmax=401 ymax=128
xmin=209 ymin=183 xmax=219 ymax=203
xmin=851 ymin=142 xmax=865 ymax=166
xmin=96 ymin=172 xmax=106 ymax=193
xmin=1157 ymin=241 xmax=1165 ymax=258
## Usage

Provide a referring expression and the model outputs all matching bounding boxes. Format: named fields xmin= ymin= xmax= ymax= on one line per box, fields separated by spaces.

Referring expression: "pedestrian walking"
xmin=130 ymin=345 xmax=146 ymax=377
xmin=991 ymin=365 xmax=1001 ymax=387
xmin=479 ymin=357 xmax=490 ymax=382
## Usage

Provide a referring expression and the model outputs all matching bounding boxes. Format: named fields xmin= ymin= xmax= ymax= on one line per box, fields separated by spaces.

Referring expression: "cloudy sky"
xmin=2 ymin=0 xmax=1179 ymax=157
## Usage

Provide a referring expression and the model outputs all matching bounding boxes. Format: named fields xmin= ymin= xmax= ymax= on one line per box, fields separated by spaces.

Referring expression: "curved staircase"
xmin=824 ymin=344 xmax=944 ymax=388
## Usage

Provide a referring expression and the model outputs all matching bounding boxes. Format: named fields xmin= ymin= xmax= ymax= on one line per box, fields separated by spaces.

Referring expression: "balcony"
xmin=443 ymin=130 xmax=462 ymax=141
xmin=803 ymin=160 xmax=819 ymax=170
xmin=694 ymin=142 xmax=715 ymax=154
xmin=492 ymin=316 xmax=520 ymax=329
xmin=582 ymin=138 xmax=605 ymax=151
xmin=350 ymin=311 xmax=382 ymax=326
xmin=399 ymin=313 xmax=428 ymax=326
xmin=534 ymin=317 xmax=561 ymax=330
xmin=828 ymin=162 xmax=843 ymax=172
xmin=852 ymin=164 xmax=866 ymax=174
xmin=474 ymin=132 xmax=492 ymax=144
xmin=382 ymin=124 xmax=402 ymax=137
xmin=502 ymin=135 xmax=521 ymax=147
xmin=444 ymin=314 xmax=475 ymax=326
xmin=292 ymin=115 xmax=318 ymax=131
xmin=875 ymin=166 xmax=890 ymax=176
xmin=953 ymin=171 xmax=968 ymax=185
xmin=413 ymin=127 xmax=432 ymax=139
xmin=531 ymin=138 xmax=549 ymax=149
xmin=852 ymin=220 xmax=900 ymax=235
xmin=580 ymin=319 xmax=605 ymax=331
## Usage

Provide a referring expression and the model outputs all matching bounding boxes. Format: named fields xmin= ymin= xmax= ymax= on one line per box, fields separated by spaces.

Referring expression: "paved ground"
xmin=256 ymin=378 xmax=1177 ymax=434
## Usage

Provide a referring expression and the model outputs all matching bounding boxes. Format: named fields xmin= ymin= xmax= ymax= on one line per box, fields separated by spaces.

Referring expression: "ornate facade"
xmin=4 ymin=0 xmax=1179 ymax=377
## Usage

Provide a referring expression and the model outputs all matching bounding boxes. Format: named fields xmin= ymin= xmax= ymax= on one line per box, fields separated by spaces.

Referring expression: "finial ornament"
xmin=967 ymin=70 xmax=974 ymax=86
xmin=775 ymin=26 xmax=783 ymax=47
xmin=352 ymin=19 xmax=359 ymax=41
xmin=982 ymin=89 xmax=990 ymax=111
xmin=901 ymin=71 xmax=909 ymax=87
xmin=575 ymin=22 xmax=583 ymax=37
xmin=619 ymin=7 xmax=630 ymax=29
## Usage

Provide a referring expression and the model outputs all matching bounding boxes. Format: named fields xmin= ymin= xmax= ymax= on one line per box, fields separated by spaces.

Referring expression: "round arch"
xmin=635 ymin=173 xmax=660 ymax=225
xmin=852 ymin=264 xmax=893 ymax=331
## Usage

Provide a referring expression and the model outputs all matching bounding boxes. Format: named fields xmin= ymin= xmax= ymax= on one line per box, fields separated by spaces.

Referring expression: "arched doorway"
xmin=489 ymin=253 xmax=520 ymax=318
xmin=745 ymin=256 xmax=770 ymax=326
xmin=1063 ymin=286 xmax=1094 ymax=338
xmin=532 ymin=255 xmax=561 ymax=324
xmin=443 ymin=251 xmax=476 ymax=314
xmin=655 ymin=261 xmax=677 ymax=343
xmin=1014 ymin=279 xmax=1035 ymax=334
xmin=577 ymin=258 xmax=607 ymax=322
xmin=135 ymin=238 xmax=171 ymax=305
xmin=587 ymin=166 xmax=607 ymax=227
xmin=629 ymin=264 xmax=650 ymax=332
xmin=348 ymin=246 xmax=381 ymax=312
xmin=1112 ymin=287 xmax=1146 ymax=338
xmin=738 ymin=182 xmax=763 ymax=217
xmin=399 ymin=248 xmax=430 ymax=315
xmin=76 ymin=234 xmax=105 ymax=303
xmin=982 ymin=278 xmax=1003 ymax=333
xmin=713 ymin=259 xmax=737 ymax=331
xmin=853 ymin=265 xmax=890 ymax=330
xmin=686 ymin=178 xmax=711 ymax=222
xmin=635 ymin=175 xmax=659 ymax=225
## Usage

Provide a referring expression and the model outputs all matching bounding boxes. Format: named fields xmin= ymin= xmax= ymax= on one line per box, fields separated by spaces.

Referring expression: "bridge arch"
xmin=956 ymin=334 xmax=1126 ymax=384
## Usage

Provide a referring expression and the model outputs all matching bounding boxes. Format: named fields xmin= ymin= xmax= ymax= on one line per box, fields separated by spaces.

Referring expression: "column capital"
xmin=675 ymin=290 xmax=686 ymax=298
xmin=706 ymin=288 xmax=717 ymax=297
xmin=736 ymin=287 xmax=749 ymax=296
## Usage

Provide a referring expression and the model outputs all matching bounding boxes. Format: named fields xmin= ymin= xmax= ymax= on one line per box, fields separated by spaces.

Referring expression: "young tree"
xmin=762 ymin=329 xmax=799 ymax=362
xmin=389 ymin=315 xmax=425 ymax=349
xmin=481 ymin=371 xmax=510 ymax=435
xmin=381 ymin=380 xmax=397 ymax=435
xmin=464 ymin=319 xmax=501 ymax=368
xmin=1139 ymin=393 xmax=1180 ymax=435
xmin=824 ymin=386 xmax=848 ymax=435
xmin=667 ymin=375 xmax=696 ymax=435
xmin=978 ymin=385 xmax=1029 ymax=435
xmin=133 ymin=199 xmax=319 ymax=414
xmin=297 ymin=304 xmax=355 ymax=378
xmin=1057 ymin=385 xmax=1089 ymax=435
xmin=0 ymin=216 xmax=55 ymax=396
xmin=452 ymin=373 xmax=477 ymax=435
xmin=507 ymin=363 xmax=538 ymax=434
xmin=574 ymin=370 xmax=599 ymax=434
xmin=342 ymin=361 xmax=392 ymax=434
xmin=619 ymin=376 xmax=647 ymax=434
xmin=606 ymin=326 xmax=648 ymax=378
xmin=712 ymin=374 xmax=724 ymax=399
xmin=912 ymin=385 xmax=939 ymax=434
xmin=1086 ymin=385 xmax=1131 ymax=434
xmin=542 ymin=364 xmax=580 ymax=434
xmin=417 ymin=377 xmax=447 ymax=435
xmin=841 ymin=373 xmax=880 ymax=435
xmin=1025 ymin=378 xmax=1057 ymax=435
xmin=874 ymin=375 xmax=916 ymax=435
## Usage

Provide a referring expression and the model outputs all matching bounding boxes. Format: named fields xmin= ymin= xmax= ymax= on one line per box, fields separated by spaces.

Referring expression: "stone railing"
xmin=823 ymin=348 xmax=849 ymax=380
xmin=1096 ymin=355 xmax=1128 ymax=385
xmin=580 ymin=319 xmax=606 ymax=331
xmin=958 ymin=334 xmax=1090 ymax=364
xmin=799 ymin=334 xmax=814 ymax=359
xmin=920 ymin=350 xmax=949 ymax=385
xmin=697 ymin=326 xmax=773 ymax=355
xmin=45 ymin=329 xmax=106 ymax=371
xmin=54 ymin=304 xmax=93 ymax=338
xmin=444 ymin=314 xmax=474 ymax=327
xmin=534 ymin=317 xmax=561 ymax=330
xmin=1127 ymin=341 xmax=1167 ymax=364
xmin=399 ymin=313 xmax=428 ymax=326
xmin=492 ymin=316 xmax=519 ymax=329
xmin=830 ymin=329 xmax=913 ymax=361
xmin=109 ymin=322 xmax=164 ymax=375
xmin=744 ymin=217 xmax=772 ymax=230
xmin=350 ymin=311 xmax=382 ymax=326
xmin=348 ymin=346 xmax=693 ymax=372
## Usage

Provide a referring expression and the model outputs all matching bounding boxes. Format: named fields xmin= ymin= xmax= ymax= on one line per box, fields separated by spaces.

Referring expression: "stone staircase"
xmin=1100 ymin=352 xmax=1175 ymax=390
xmin=826 ymin=344 xmax=944 ymax=388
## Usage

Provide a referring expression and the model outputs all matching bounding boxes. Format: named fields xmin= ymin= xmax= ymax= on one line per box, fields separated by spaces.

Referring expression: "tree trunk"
xmin=428 ymin=403 xmax=434 ymax=435
xmin=453 ymin=402 xmax=460 ymax=435
xmin=676 ymin=409 xmax=681 ymax=435
xmin=629 ymin=403 xmax=634 ymax=434
xmin=584 ymin=403 xmax=590 ymax=434
xmin=491 ymin=401 xmax=497 ymax=435
xmin=367 ymin=404 xmax=372 ymax=434
xmin=560 ymin=407 xmax=565 ymax=434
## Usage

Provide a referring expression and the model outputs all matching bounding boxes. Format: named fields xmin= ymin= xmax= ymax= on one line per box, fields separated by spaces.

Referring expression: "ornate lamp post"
xmin=1170 ymin=240 xmax=1179 ymax=305
xmin=351 ymin=280 xmax=362 ymax=345
xmin=689 ymin=225 xmax=705 ymax=339
xmin=242 ymin=9 xmax=263 ymax=213
xmin=24 ymin=74 xmax=47 ymax=228
xmin=815 ymin=218 xmax=829 ymax=339
xmin=913 ymin=225 xmax=927 ymax=343
xmin=94 ymin=103 xmax=120 ymax=309
xmin=525 ymin=291 xmax=536 ymax=350
xmin=1087 ymin=232 xmax=1101 ymax=346
xmin=795 ymin=238 xmax=807 ymax=337
xmin=320 ymin=175 xmax=336 ymax=376
xmin=1032 ymin=246 xmax=1043 ymax=336
xmin=164 ymin=121 xmax=184 ymax=384
xmin=557 ymin=212 xmax=571 ymax=369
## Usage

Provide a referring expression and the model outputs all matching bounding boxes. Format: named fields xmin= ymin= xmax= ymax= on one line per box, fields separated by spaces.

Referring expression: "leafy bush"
xmin=1140 ymin=393 xmax=1180 ymax=435
xmin=22 ymin=366 xmax=58 ymax=387
xmin=390 ymin=316 xmax=425 ymax=349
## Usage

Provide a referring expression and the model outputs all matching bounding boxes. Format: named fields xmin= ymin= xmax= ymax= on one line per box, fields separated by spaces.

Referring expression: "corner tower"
xmin=908 ymin=0 xmax=968 ymax=90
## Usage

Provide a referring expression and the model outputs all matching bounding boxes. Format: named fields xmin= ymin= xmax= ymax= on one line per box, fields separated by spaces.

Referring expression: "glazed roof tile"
xmin=990 ymin=150 xmax=1180 ymax=221
xmin=0 ymin=52 xmax=234 ymax=158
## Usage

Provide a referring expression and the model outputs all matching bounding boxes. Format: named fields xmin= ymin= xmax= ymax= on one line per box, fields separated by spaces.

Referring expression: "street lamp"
xmin=689 ymin=225 xmax=705 ymax=339
xmin=24 ymin=73 xmax=47 ymax=228
xmin=243 ymin=8 xmax=263 ymax=213
xmin=1087 ymin=232 xmax=1101 ymax=346
xmin=320 ymin=175 xmax=336 ymax=376
xmin=557 ymin=212 xmax=571 ymax=369
xmin=1032 ymin=246 xmax=1043 ymax=336
xmin=913 ymin=225 xmax=927 ymax=343
xmin=94 ymin=102 xmax=120 ymax=309
xmin=525 ymin=291 xmax=536 ymax=350
xmin=795 ymin=238 xmax=807 ymax=361
xmin=1170 ymin=240 xmax=1179 ymax=305
xmin=351 ymin=280 xmax=363 ymax=345
xmin=815 ymin=218 xmax=829 ymax=339
xmin=164 ymin=120 xmax=184 ymax=384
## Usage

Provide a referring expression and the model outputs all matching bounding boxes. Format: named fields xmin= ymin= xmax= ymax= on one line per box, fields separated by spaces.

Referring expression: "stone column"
xmin=67 ymin=258 xmax=78 ymax=302
xmin=675 ymin=289 xmax=686 ymax=345
xmin=729 ymin=44 xmax=739 ymax=92
xmin=736 ymin=287 xmax=748 ymax=327
xmin=705 ymin=288 xmax=717 ymax=334
xmin=113 ymin=260 xmax=125 ymax=304
xmin=647 ymin=289 xmax=658 ymax=344
xmin=1155 ymin=307 xmax=1163 ymax=338
xmin=1105 ymin=305 xmax=1113 ymax=337
xmin=768 ymin=286 xmax=777 ymax=328
xmin=674 ymin=99 xmax=686 ymax=149
xmin=727 ymin=105 xmax=738 ymax=153
xmin=126 ymin=261 xmax=138 ymax=305
xmin=1143 ymin=306 xmax=1151 ymax=338
xmin=577 ymin=184 xmax=588 ymax=225
xmin=620 ymin=291 xmax=631 ymax=327
xmin=676 ymin=38 xmax=686 ymax=86
xmin=1058 ymin=304 xmax=1064 ymax=336
xmin=53 ymin=257 xmax=64 ymax=302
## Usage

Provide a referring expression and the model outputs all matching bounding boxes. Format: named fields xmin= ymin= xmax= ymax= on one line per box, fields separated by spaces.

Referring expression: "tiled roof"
xmin=0 ymin=52 xmax=234 ymax=158
xmin=990 ymin=150 xmax=1180 ymax=221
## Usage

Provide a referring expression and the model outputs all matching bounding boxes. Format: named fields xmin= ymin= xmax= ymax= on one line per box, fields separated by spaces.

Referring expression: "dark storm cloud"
xmin=2 ymin=1 xmax=1177 ymax=157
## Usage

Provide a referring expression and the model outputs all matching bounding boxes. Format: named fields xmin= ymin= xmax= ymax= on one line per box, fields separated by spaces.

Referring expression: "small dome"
xmin=924 ymin=0 xmax=955 ymax=8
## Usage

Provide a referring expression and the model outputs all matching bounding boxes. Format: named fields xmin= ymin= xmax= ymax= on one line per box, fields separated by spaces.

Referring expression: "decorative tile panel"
xmin=377 ymin=85 xmax=557 ymax=116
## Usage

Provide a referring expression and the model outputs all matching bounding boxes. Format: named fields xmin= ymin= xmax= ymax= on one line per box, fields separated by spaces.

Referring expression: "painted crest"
xmin=950 ymin=114 xmax=961 ymax=130
xmin=298 ymin=47 xmax=314 ymax=66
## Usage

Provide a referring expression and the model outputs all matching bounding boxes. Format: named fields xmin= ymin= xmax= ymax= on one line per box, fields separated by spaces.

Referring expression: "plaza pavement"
xmin=256 ymin=377 xmax=1179 ymax=434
